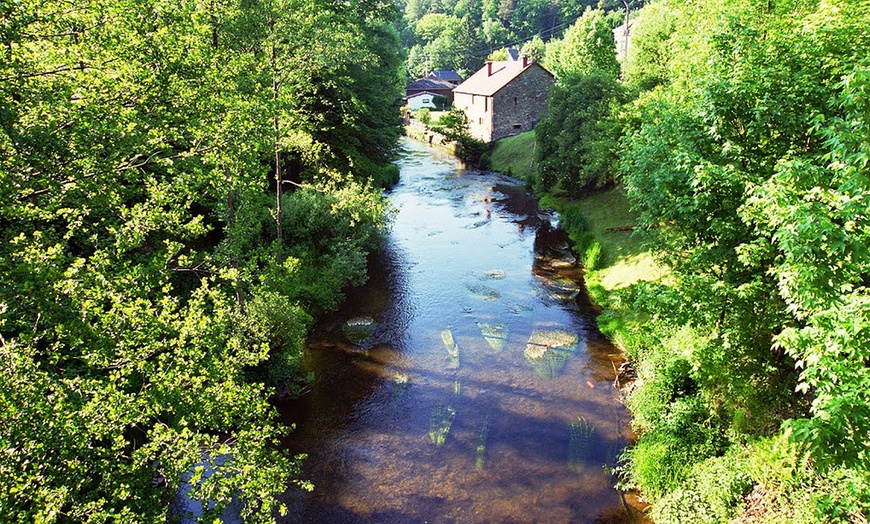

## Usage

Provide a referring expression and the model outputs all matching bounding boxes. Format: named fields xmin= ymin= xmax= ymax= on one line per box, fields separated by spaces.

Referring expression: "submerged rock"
xmin=524 ymin=329 xmax=579 ymax=378
xmin=441 ymin=329 xmax=460 ymax=369
xmin=536 ymin=276 xmax=582 ymax=302
xmin=429 ymin=405 xmax=456 ymax=447
xmin=343 ymin=316 xmax=376 ymax=344
xmin=466 ymin=283 xmax=501 ymax=301
xmin=476 ymin=322 xmax=508 ymax=353
xmin=476 ymin=417 xmax=491 ymax=471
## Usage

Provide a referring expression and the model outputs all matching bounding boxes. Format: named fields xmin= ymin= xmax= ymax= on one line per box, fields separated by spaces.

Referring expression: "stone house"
xmin=452 ymin=58 xmax=554 ymax=143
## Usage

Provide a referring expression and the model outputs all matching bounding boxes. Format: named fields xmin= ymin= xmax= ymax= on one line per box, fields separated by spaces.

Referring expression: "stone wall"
xmin=491 ymin=65 xmax=553 ymax=142
xmin=454 ymin=64 xmax=553 ymax=143
xmin=454 ymin=91 xmax=493 ymax=143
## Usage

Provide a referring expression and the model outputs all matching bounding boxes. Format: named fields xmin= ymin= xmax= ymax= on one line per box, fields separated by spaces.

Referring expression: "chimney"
xmin=522 ymin=55 xmax=529 ymax=68
xmin=487 ymin=61 xmax=493 ymax=76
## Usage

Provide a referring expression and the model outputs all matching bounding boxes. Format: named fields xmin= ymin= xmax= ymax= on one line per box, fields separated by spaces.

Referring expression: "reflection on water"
xmin=276 ymin=138 xmax=639 ymax=523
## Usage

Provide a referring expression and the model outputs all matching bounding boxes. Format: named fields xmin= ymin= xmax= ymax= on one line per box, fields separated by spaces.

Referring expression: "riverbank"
xmin=404 ymin=119 xmax=458 ymax=156
xmin=489 ymin=129 xmax=870 ymax=523
xmin=488 ymin=131 xmax=665 ymax=303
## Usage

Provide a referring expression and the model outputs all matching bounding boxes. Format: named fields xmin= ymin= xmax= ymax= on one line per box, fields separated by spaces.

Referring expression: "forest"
xmin=516 ymin=0 xmax=870 ymax=521
xmin=397 ymin=0 xmax=639 ymax=77
xmin=1 ymin=0 xmax=402 ymax=521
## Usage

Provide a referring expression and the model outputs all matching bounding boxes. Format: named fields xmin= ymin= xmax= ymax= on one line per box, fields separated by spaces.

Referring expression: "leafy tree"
xmin=622 ymin=1 xmax=677 ymax=90
xmin=546 ymin=7 xmax=619 ymax=79
xmin=617 ymin=0 xmax=870 ymax=503
xmin=536 ymin=71 xmax=625 ymax=194
xmin=521 ymin=35 xmax=546 ymax=63
xmin=0 ymin=0 xmax=401 ymax=520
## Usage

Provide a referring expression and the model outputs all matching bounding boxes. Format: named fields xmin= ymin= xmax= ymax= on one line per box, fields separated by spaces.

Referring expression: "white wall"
xmin=408 ymin=94 xmax=437 ymax=111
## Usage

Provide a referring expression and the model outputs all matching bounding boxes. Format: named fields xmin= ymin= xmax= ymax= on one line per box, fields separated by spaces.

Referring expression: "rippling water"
xmin=276 ymin=138 xmax=635 ymax=523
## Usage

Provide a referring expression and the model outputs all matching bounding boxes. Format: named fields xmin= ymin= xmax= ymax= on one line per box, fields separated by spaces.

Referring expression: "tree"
xmin=521 ymin=35 xmax=546 ymax=63
xmin=546 ymin=7 xmax=619 ymax=79
xmin=0 ymin=0 xmax=401 ymax=520
xmin=622 ymin=1 xmax=677 ymax=90
xmin=618 ymin=0 xmax=870 ymax=475
xmin=536 ymin=71 xmax=625 ymax=194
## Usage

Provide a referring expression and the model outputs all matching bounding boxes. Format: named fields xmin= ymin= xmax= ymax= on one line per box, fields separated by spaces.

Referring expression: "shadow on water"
xmin=274 ymin=139 xmax=648 ymax=524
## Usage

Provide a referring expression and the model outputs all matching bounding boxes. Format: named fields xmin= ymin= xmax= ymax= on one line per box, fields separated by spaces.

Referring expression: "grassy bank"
xmin=490 ymin=132 xmax=665 ymax=300
xmin=489 ymin=130 xmax=537 ymax=181
xmin=524 ymin=189 xmax=867 ymax=524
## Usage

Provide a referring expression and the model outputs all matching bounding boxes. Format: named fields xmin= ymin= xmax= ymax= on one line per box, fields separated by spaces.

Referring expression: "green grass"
xmin=541 ymin=187 xmax=668 ymax=293
xmin=490 ymin=130 xmax=537 ymax=181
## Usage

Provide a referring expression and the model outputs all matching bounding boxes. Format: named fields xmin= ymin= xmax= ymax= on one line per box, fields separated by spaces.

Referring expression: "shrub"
xmin=478 ymin=152 xmax=492 ymax=170
xmin=417 ymin=108 xmax=431 ymax=125
xmin=238 ymin=290 xmax=312 ymax=390
xmin=583 ymin=241 xmax=601 ymax=271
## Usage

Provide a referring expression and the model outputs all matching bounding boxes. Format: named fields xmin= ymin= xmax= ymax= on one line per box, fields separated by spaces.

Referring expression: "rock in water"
xmin=343 ymin=316 xmax=376 ymax=344
xmin=476 ymin=322 xmax=508 ymax=353
xmin=465 ymin=283 xmax=501 ymax=301
xmin=524 ymin=329 xmax=579 ymax=378
xmin=483 ymin=269 xmax=506 ymax=279
xmin=429 ymin=405 xmax=456 ymax=447
xmin=441 ymin=329 xmax=460 ymax=369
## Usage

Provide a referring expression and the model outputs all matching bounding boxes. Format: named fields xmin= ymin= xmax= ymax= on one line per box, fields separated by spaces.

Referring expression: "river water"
xmin=277 ymin=138 xmax=634 ymax=523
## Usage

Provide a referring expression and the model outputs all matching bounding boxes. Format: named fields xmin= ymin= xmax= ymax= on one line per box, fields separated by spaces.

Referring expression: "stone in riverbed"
xmin=342 ymin=316 xmax=376 ymax=344
xmin=429 ymin=405 xmax=456 ymax=447
xmin=524 ymin=329 xmax=579 ymax=378
xmin=476 ymin=322 xmax=508 ymax=353
xmin=441 ymin=329 xmax=460 ymax=369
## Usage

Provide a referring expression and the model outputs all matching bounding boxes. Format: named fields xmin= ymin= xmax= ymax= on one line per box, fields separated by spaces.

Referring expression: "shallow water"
xmin=276 ymin=139 xmax=635 ymax=523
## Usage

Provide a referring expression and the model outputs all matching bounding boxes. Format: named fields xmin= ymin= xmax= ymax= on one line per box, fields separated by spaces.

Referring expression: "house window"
xmin=422 ymin=98 xmax=430 ymax=103
xmin=513 ymin=124 xmax=522 ymax=130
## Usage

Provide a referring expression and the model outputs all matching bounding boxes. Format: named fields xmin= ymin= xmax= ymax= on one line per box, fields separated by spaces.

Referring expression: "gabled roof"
xmin=453 ymin=60 xmax=553 ymax=97
xmin=430 ymin=70 xmax=462 ymax=83
xmin=406 ymin=91 xmax=445 ymax=99
xmin=405 ymin=76 xmax=455 ymax=92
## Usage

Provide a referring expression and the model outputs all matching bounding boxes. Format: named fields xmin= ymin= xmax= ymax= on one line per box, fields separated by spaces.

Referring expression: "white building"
xmin=407 ymin=91 xmax=441 ymax=111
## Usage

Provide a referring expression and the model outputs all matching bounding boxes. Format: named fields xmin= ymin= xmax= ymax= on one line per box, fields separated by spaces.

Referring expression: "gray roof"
xmin=405 ymin=76 xmax=455 ymax=93
xmin=430 ymin=70 xmax=462 ymax=83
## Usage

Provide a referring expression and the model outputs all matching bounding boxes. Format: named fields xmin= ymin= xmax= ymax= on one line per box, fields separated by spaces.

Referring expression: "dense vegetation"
xmin=0 ymin=0 xmax=402 ymax=521
xmin=397 ymin=0 xmax=639 ymax=77
xmin=522 ymin=0 xmax=870 ymax=521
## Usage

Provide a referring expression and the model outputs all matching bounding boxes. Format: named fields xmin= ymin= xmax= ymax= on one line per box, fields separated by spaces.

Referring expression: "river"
xmin=276 ymin=138 xmax=636 ymax=523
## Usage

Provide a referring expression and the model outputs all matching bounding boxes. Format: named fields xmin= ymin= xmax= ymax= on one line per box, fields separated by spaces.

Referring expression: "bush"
xmin=373 ymin=164 xmax=400 ymax=188
xmin=240 ymin=290 xmax=312 ymax=390
xmin=417 ymin=108 xmax=431 ymax=125
xmin=478 ymin=151 xmax=492 ymax=170
xmin=582 ymin=241 xmax=601 ymax=271
xmin=277 ymin=181 xmax=390 ymax=314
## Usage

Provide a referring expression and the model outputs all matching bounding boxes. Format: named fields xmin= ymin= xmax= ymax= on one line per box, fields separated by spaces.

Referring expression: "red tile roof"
xmin=453 ymin=60 xmax=552 ymax=97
